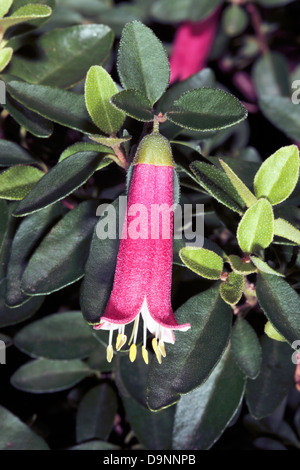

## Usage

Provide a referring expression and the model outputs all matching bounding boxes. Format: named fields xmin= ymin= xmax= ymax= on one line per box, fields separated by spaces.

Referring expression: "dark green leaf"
xmin=190 ymin=161 xmax=246 ymax=214
xmin=11 ymin=358 xmax=92 ymax=393
xmin=259 ymin=95 xmax=300 ymax=142
xmin=14 ymin=152 xmax=107 ymax=217
xmin=2 ymin=91 xmax=53 ymax=138
xmin=116 ymin=355 xmax=174 ymax=450
xmin=0 ymin=140 xmax=38 ymax=167
xmin=69 ymin=441 xmax=120 ymax=450
xmin=6 ymin=203 xmax=63 ymax=307
xmin=253 ymin=52 xmax=290 ymax=99
xmin=146 ymin=285 xmax=232 ymax=411
xmin=172 ymin=347 xmax=245 ymax=450
xmin=117 ymin=21 xmax=170 ymax=105
xmin=7 ymin=81 xmax=99 ymax=134
xmin=256 ymin=272 xmax=300 ymax=346
xmin=151 ymin=0 xmax=223 ymax=22
xmin=246 ymin=336 xmax=294 ymax=419
xmin=21 ymin=201 xmax=97 ymax=295
xmin=111 ymin=89 xmax=153 ymax=122
xmin=158 ymin=68 xmax=215 ymax=113
xmin=9 ymin=25 xmax=114 ymax=89
xmin=81 ymin=198 xmax=120 ymax=325
xmin=0 ymin=405 xmax=49 ymax=450
xmin=0 ymin=279 xmax=44 ymax=327
xmin=14 ymin=311 xmax=98 ymax=359
xmin=167 ymin=88 xmax=247 ymax=132
xmin=231 ymin=317 xmax=262 ymax=379
xmin=76 ymin=384 xmax=118 ymax=443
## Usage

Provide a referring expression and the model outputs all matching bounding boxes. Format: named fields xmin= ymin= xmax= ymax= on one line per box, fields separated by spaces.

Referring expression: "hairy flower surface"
xmin=94 ymin=131 xmax=190 ymax=364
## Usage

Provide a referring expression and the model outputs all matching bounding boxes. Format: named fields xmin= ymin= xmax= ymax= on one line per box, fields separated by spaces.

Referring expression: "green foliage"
xmin=167 ymin=88 xmax=248 ymax=132
xmin=253 ymin=145 xmax=299 ymax=205
xmin=85 ymin=65 xmax=125 ymax=135
xmin=179 ymin=246 xmax=223 ymax=279
xmin=0 ymin=8 xmax=300 ymax=451
xmin=117 ymin=21 xmax=170 ymax=105
xmin=237 ymin=199 xmax=274 ymax=253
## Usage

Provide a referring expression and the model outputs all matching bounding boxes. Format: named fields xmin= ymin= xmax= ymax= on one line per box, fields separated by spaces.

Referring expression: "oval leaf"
xmin=167 ymin=88 xmax=248 ymax=132
xmin=9 ymin=25 xmax=114 ymax=89
xmin=0 ymin=405 xmax=49 ymax=450
xmin=179 ymin=246 xmax=223 ymax=280
xmin=21 ymin=201 xmax=97 ymax=295
xmin=237 ymin=199 xmax=274 ymax=253
xmin=146 ymin=285 xmax=232 ymax=411
xmin=76 ymin=384 xmax=118 ymax=443
xmin=85 ymin=65 xmax=125 ymax=135
xmin=172 ymin=347 xmax=245 ymax=450
xmin=0 ymin=165 xmax=44 ymax=200
xmin=246 ymin=336 xmax=294 ymax=419
xmin=11 ymin=358 xmax=92 ymax=393
xmin=14 ymin=311 xmax=98 ymax=359
xmin=117 ymin=21 xmax=170 ymax=105
xmin=110 ymin=89 xmax=153 ymax=122
xmin=13 ymin=151 xmax=107 ymax=217
xmin=256 ymin=272 xmax=300 ymax=346
xmin=220 ymin=272 xmax=245 ymax=306
xmin=231 ymin=316 xmax=262 ymax=379
xmin=254 ymin=145 xmax=299 ymax=205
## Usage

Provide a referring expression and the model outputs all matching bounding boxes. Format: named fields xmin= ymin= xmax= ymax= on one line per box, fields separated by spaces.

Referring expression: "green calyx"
xmin=133 ymin=131 xmax=174 ymax=167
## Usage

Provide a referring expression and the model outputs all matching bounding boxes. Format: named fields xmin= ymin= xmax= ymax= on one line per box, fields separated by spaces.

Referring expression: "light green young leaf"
xmin=220 ymin=272 xmax=245 ymax=306
xmin=117 ymin=21 xmax=170 ymax=106
xmin=274 ymin=218 xmax=300 ymax=245
xmin=85 ymin=65 xmax=125 ymax=135
xmin=264 ymin=321 xmax=286 ymax=343
xmin=228 ymin=255 xmax=257 ymax=274
xmin=219 ymin=158 xmax=257 ymax=208
xmin=0 ymin=4 xmax=52 ymax=33
xmin=0 ymin=0 xmax=13 ymax=18
xmin=222 ymin=5 xmax=249 ymax=38
xmin=179 ymin=246 xmax=223 ymax=280
xmin=237 ymin=199 xmax=274 ymax=253
xmin=250 ymin=255 xmax=284 ymax=277
xmin=0 ymin=165 xmax=44 ymax=200
xmin=254 ymin=145 xmax=299 ymax=205
xmin=0 ymin=47 xmax=13 ymax=73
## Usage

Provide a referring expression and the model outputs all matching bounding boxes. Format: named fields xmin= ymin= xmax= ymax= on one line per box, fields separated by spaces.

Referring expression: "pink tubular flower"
xmin=94 ymin=129 xmax=190 ymax=364
xmin=169 ymin=8 xmax=220 ymax=83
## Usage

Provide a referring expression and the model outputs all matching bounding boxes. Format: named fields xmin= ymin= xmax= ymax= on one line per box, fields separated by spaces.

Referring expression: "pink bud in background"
xmin=169 ymin=8 xmax=220 ymax=84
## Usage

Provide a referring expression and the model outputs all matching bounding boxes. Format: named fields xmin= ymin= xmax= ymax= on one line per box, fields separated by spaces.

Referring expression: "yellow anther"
xmin=142 ymin=346 xmax=149 ymax=364
xmin=152 ymin=338 xmax=162 ymax=364
xmin=116 ymin=333 xmax=122 ymax=350
xmin=129 ymin=344 xmax=137 ymax=362
xmin=152 ymin=337 xmax=158 ymax=353
xmin=106 ymin=345 xmax=114 ymax=363
xmin=158 ymin=340 xmax=166 ymax=358
xmin=116 ymin=334 xmax=127 ymax=351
